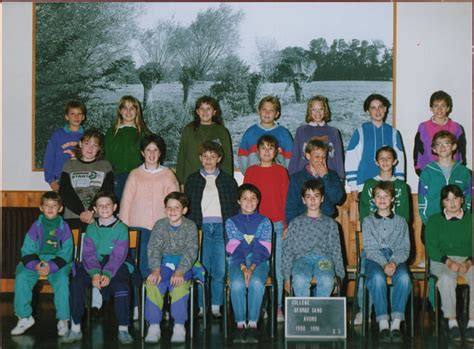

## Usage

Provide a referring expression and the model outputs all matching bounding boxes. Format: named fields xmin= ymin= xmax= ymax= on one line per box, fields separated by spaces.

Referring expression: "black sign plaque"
xmin=285 ymin=297 xmax=346 ymax=339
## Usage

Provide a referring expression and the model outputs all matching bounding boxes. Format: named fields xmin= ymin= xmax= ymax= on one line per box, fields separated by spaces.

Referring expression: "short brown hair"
xmin=304 ymin=139 xmax=328 ymax=154
xmin=430 ymin=90 xmax=452 ymax=115
xmin=164 ymin=191 xmax=189 ymax=208
xmin=75 ymin=128 xmax=105 ymax=160
xmin=372 ymin=181 xmax=395 ymax=200
xmin=431 ymin=130 xmax=457 ymax=148
xmin=40 ymin=191 xmax=63 ymax=207
xmin=65 ymin=101 xmax=87 ymax=119
xmin=199 ymin=140 xmax=224 ymax=159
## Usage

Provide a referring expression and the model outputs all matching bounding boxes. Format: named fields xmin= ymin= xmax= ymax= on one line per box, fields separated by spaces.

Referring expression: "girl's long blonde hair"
xmin=113 ymin=95 xmax=151 ymax=136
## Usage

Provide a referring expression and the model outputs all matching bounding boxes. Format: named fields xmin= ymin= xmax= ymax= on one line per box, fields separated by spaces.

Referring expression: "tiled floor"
xmin=1 ymin=293 xmax=471 ymax=349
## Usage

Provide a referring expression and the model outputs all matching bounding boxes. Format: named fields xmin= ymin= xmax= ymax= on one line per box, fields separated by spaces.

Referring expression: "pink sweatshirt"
xmin=120 ymin=165 xmax=179 ymax=230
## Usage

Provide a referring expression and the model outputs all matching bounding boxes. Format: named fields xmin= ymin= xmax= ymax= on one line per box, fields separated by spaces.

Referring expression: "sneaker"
xmin=170 ymin=324 xmax=186 ymax=343
xmin=145 ymin=324 xmax=161 ymax=343
xmin=246 ymin=327 xmax=259 ymax=343
xmin=379 ymin=329 xmax=391 ymax=343
xmin=133 ymin=306 xmax=139 ymax=321
xmin=118 ymin=331 xmax=133 ymax=344
xmin=197 ymin=307 xmax=204 ymax=318
xmin=353 ymin=312 xmax=363 ymax=326
xmin=62 ymin=330 xmax=82 ymax=343
xmin=449 ymin=326 xmax=462 ymax=342
xmin=57 ymin=320 xmax=69 ymax=337
xmin=211 ymin=305 xmax=222 ymax=318
xmin=233 ymin=327 xmax=246 ymax=344
xmin=262 ymin=309 xmax=268 ymax=319
xmin=391 ymin=329 xmax=403 ymax=343
xmin=11 ymin=316 xmax=35 ymax=336
xmin=277 ymin=308 xmax=285 ymax=323
xmin=465 ymin=327 xmax=474 ymax=343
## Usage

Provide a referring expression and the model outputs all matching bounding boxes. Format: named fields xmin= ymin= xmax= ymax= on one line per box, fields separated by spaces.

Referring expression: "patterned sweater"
xmin=282 ymin=214 xmax=345 ymax=279
xmin=362 ymin=213 xmax=410 ymax=268
xmin=238 ymin=123 xmax=293 ymax=175
xmin=147 ymin=217 xmax=198 ymax=274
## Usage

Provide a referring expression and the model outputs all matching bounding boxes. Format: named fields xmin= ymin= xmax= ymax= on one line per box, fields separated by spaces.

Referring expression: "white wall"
xmin=1 ymin=2 xmax=472 ymax=192
xmin=396 ymin=2 xmax=472 ymax=191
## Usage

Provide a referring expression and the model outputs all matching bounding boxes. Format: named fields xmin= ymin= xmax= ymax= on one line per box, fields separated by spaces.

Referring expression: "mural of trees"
xmin=34 ymin=3 xmax=393 ymax=168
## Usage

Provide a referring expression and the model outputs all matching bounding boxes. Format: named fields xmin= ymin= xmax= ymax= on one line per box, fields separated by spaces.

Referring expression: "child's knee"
xmin=230 ymin=280 xmax=245 ymax=293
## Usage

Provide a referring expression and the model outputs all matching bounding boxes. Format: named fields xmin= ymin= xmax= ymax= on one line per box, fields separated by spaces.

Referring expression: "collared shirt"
xmin=443 ymin=209 xmax=464 ymax=221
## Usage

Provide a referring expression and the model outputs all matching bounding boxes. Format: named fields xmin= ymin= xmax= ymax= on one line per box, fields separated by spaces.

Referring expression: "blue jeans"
xmin=129 ymin=227 xmax=151 ymax=279
xmin=229 ymin=255 xmax=269 ymax=322
xmin=198 ymin=223 xmax=225 ymax=307
xmin=292 ymin=254 xmax=335 ymax=297
xmin=365 ymin=255 xmax=411 ymax=322
xmin=273 ymin=221 xmax=284 ymax=308
xmin=114 ymin=172 xmax=129 ymax=203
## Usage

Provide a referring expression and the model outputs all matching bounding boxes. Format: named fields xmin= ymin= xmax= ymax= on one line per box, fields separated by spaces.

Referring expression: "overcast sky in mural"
xmin=137 ymin=2 xmax=393 ymax=70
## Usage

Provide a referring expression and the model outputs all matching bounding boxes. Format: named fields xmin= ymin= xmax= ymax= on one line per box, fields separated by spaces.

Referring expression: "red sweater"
xmin=244 ymin=164 xmax=289 ymax=225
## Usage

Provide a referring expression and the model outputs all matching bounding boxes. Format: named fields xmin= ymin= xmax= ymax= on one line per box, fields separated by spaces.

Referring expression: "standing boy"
xmin=363 ymin=181 xmax=411 ymax=341
xmin=238 ymin=96 xmax=293 ymax=175
xmin=185 ymin=141 xmax=239 ymax=318
xmin=418 ymin=130 xmax=471 ymax=225
xmin=285 ymin=139 xmax=344 ymax=224
xmin=64 ymin=191 xmax=133 ymax=344
xmin=44 ymin=101 xmax=86 ymax=191
xmin=282 ymin=179 xmax=345 ymax=297
xmin=244 ymin=134 xmax=289 ymax=322
xmin=144 ymin=192 xmax=198 ymax=343
xmin=11 ymin=191 xmax=73 ymax=337
xmin=345 ymin=94 xmax=405 ymax=201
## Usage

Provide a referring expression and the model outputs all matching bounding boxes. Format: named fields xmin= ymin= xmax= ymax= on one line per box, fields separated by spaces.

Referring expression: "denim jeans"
xmin=198 ymin=223 xmax=225 ymax=307
xmin=229 ymin=255 xmax=269 ymax=322
xmin=129 ymin=227 xmax=151 ymax=279
xmin=292 ymin=254 xmax=335 ymax=297
xmin=273 ymin=221 xmax=284 ymax=308
xmin=365 ymin=253 xmax=411 ymax=322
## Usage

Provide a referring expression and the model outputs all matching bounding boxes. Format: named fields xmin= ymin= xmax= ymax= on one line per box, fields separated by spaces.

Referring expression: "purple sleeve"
xmin=102 ymin=239 xmax=128 ymax=278
xmin=82 ymin=237 xmax=101 ymax=275
xmin=251 ymin=219 xmax=272 ymax=266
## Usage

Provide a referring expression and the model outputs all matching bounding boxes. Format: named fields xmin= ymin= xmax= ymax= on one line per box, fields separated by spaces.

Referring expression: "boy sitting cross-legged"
xmin=282 ymin=179 xmax=345 ymax=298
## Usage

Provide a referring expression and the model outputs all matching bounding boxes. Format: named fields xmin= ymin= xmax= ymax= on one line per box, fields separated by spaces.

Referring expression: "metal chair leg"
xmin=141 ymin=284 xmax=146 ymax=338
xmin=362 ymin=280 xmax=368 ymax=338
xmin=351 ymin=275 xmax=361 ymax=334
xmin=435 ymin=286 xmax=439 ymax=337
xmin=223 ymin=284 xmax=229 ymax=338
xmin=410 ymin=288 xmax=414 ymax=337
xmin=190 ymin=283 xmax=194 ymax=339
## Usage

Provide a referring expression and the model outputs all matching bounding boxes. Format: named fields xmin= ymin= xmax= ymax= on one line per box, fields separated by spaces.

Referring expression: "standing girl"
xmin=105 ymin=95 xmax=151 ymax=201
xmin=288 ymin=95 xmax=344 ymax=179
xmin=176 ymin=96 xmax=233 ymax=187
xmin=59 ymin=128 xmax=114 ymax=233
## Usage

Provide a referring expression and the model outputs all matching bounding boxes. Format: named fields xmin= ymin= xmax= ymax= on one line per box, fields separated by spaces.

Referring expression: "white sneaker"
xmin=277 ymin=308 xmax=285 ymax=323
xmin=262 ymin=309 xmax=268 ymax=319
xmin=353 ymin=312 xmax=363 ymax=326
xmin=91 ymin=287 xmax=103 ymax=309
xmin=57 ymin=320 xmax=69 ymax=337
xmin=144 ymin=324 xmax=161 ymax=343
xmin=11 ymin=316 xmax=35 ymax=335
xmin=133 ymin=306 xmax=139 ymax=321
xmin=170 ymin=324 xmax=186 ymax=343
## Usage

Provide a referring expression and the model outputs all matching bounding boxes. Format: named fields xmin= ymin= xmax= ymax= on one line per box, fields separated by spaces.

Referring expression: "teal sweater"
xmin=425 ymin=211 xmax=472 ymax=263
xmin=418 ymin=161 xmax=471 ymax=224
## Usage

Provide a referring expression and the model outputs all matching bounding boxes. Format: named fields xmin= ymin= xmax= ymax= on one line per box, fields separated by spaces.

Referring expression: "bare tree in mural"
xmin=137 ymin=20 xmax=178 ymax=110
xmin=172 ymin=4 xmax=244 ymax=105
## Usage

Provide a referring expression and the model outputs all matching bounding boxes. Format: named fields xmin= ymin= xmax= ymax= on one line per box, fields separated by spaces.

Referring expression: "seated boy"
xmin=285 ymin=139 xmax=344 ymax=224
xmin=144 ymin=192 xmax=198 ymax=344
xmin=425 ymin=184 xmax=473 ymax=342
xmin=362 ymin=181 xmax=411 ymax=341
xmin=64 ymin=191 xmax=133 ymax=344
xmin=11 ymin=191 xmax=73 ymax=337
xmin=282 ymin=179 xmax=345 ymax=297
xmin=184 ymin=140 xmax=239 ymax=318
